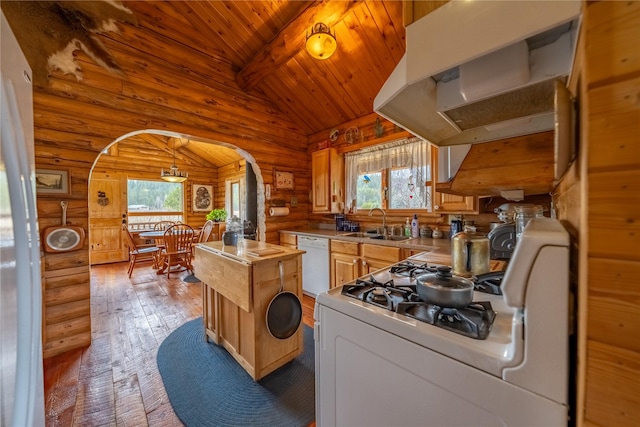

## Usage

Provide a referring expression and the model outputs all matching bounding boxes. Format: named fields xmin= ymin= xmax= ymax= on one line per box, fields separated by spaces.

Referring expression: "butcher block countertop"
xmin=196 ymin=239 xmax=305 ymax=265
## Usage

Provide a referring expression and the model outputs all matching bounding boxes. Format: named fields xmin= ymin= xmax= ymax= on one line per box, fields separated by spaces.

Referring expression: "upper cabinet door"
xmin=311 ymin=148 xmax=344 ymax=213
xmin=433 ymin=192 xmax=478 ymax=214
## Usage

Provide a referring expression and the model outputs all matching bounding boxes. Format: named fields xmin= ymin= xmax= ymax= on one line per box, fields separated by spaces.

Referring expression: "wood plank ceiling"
xmin=126 ymin=0 xmax=406 ymax=135
xmin=4 ymin=0 xmax=406 ymax=165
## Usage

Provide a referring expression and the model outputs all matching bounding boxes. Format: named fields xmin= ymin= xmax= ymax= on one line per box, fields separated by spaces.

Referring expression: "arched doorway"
xmin=88 ymin=129 xmax=266 ymax=267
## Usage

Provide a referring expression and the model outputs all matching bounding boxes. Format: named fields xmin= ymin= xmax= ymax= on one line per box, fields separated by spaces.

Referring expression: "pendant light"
xmin=161 ymin=142 xmax=188 ymax=182
xmin=305 ymin=23 xmax=337 ymax=60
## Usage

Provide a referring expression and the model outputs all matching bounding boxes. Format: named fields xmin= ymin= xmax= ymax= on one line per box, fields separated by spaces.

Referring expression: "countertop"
xmin=196 ymin=239 xmax=305 ymax=264
xmin=279 ymin=227 xmax=453 ymax=258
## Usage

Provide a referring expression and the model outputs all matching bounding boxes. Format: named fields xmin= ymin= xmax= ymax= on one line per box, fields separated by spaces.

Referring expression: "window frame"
xmin=345 ymin=138 xmax=433 ymax=213
xmin=126 ymin=178 xmax=186 ymax=229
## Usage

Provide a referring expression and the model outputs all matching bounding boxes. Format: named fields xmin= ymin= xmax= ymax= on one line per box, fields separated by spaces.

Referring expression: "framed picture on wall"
xmin=35 ymin=168 xmax=70 ymax=195
xmin=273 ymin=169 xmax=294 ymax=190
xmin=192 ymin=184 xmax=213 ymax=212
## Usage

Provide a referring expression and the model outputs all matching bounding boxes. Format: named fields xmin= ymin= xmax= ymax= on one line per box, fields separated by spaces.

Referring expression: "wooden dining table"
xmin=139 ymin=228 xmax=200 ymax=274
xmin=138 ymin=228 xmax=201 ymax=240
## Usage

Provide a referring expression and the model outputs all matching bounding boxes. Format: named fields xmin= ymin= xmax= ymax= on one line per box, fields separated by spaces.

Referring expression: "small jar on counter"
xmin=431 ymin=227 xmax=443 ymax=239
xmin=419 ymin=225 xmax=432 ymax=238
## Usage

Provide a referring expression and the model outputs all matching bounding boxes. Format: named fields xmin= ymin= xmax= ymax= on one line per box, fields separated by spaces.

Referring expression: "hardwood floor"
xmin=43 ymin=261 xmax=316 ymax=426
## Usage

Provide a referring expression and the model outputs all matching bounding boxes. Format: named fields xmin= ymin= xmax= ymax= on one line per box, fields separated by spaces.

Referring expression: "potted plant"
xmin=206 ymin=208 xmax=227 ymax=222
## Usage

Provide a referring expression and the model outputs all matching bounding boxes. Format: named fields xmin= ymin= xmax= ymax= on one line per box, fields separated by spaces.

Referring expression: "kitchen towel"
xmin=269 ymin=207 xmax=289 ymax=217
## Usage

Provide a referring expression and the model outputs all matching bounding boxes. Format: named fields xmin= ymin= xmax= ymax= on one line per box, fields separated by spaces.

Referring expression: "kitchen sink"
xmin=369 ymin=235 xmax=412 ymax=241
xmin=341 ymin=232 xmax=412 ymax=241
xmin=340 ymin=232 xmax=372 ymax=238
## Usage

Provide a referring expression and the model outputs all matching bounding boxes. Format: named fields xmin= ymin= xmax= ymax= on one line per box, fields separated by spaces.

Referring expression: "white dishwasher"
xmin=297 ymin=236 xmax=330 ymax=297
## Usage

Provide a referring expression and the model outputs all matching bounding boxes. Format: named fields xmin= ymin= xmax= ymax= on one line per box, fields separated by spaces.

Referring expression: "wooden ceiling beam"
xmin=131 ymin=134 xmax=219 ymax=169
xmin=236 ymin=0 xmax=362 ymax=91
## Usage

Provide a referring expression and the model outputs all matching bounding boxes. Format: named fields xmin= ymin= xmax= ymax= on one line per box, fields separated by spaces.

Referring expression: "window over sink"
xmin=346 ymin=138 xmax=432 ymax=212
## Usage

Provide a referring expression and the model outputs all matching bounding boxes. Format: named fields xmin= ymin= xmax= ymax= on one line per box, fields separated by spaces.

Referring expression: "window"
xmin=230 ymin=181 xmax=240 ymax=217
xmin=388 ymin=166 xmax=430 ymax=210
xmin=225 ymin=177 xmax=246 ymax=221
xmin=127 ymin=179 xmax=184 ymax=229
xmin=346 ymin=138 xmax=432 ymax=212
xmin=355 ymin=171 xmax=382 ymax=209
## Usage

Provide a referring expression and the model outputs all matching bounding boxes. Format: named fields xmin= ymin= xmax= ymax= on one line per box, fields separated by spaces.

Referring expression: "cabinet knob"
xmin=434 ymin=205 xmax=440 ymax=210
xmin=353 ymin=259 xmax=358 ymax=264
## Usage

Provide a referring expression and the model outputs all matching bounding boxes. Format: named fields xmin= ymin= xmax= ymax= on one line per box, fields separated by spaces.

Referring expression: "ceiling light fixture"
xmin=161 ymin=141 xmax=188 ymax=183
xmin=305 ymin=23 xmax=337 ymax=60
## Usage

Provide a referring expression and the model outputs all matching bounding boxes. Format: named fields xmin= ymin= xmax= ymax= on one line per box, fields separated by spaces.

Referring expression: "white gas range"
xmin=314 ymin=218 xmax=570 ymax=426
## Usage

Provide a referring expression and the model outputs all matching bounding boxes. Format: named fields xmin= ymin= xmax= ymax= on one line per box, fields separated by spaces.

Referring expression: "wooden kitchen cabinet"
xmin=431 ymin=145 xmax=479 ymax=214
xmin=279 ymin=232 xmax=297 ymax=249
xmin=330 ymin=240 xmax=359 ymax=288
xmin=432 ymin=191 xmax=478 ymax=214
xmin=330 ymin=240 xmax=404 ymax=286
xmin=361 ymin=243 xmax=403 ymax=274
xmin=312 ymin=148 xmax=344 ymax=213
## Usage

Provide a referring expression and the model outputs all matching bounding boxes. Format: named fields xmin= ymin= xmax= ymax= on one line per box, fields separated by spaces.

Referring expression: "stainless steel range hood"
xmin=374 ymin=1 xmax=581 ymax=147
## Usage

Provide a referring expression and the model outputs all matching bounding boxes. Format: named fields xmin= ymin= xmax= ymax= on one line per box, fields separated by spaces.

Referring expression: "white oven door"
xmin=315 ymin=306 xmax=567 ymax=427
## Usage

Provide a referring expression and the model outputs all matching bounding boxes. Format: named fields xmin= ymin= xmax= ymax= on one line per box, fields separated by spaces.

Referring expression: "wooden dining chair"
xmin=152 ymin=220 xmax=174 ymax=250
xmin=123 ymin=225 xmax=160 ymax=277
xmin=159 ymin=223 xmax=194 ymax=278
xmin=198 ymin=220 xmax=215 ymax=243
xmin=191 ymin=220 xmax=215 ymax=259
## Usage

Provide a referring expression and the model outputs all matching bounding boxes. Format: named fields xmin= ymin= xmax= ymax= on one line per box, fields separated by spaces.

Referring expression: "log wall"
xmin=31 ymin=21 xmax=308 ymax=358
xmin=570 ymin=2 xmax=640 ymax=425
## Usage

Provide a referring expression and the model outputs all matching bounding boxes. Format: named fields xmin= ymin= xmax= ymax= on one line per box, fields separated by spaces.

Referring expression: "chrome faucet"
xmin=368 ymin=208 xmax=387 ymax=234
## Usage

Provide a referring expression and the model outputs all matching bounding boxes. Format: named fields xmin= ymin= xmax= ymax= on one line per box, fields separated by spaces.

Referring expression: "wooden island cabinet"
xmin=193 ymin=240 xmax=305 ymax=381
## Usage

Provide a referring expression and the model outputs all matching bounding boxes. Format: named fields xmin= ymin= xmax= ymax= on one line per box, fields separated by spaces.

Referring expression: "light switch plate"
xmin=290 ymin=196 xmax=297 ymax=207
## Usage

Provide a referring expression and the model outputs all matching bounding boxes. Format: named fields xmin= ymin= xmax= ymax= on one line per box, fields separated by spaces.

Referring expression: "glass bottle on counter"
xmin=514 ymin=205 xmax=544 ymax=241
xmin=404 ymin=218 xmax=411 ymax=237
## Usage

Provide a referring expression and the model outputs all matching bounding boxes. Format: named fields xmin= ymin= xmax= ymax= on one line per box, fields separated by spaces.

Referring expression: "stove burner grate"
xmin=472 ymin=272 xmax=506 ymax=295
xmin=390 ymin=261 xmax=439 ymax=279
xmin=397 ymin=301 xmax=496 ymax=339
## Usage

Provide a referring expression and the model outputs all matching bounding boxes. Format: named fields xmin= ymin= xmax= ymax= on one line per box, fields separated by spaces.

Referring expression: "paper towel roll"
xmin=269 ymin=207 xmax=289 ymax=217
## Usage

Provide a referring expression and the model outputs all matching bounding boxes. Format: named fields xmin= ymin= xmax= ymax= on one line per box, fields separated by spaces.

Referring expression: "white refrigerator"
xmin=1 ymin=10 xmax=46 ymax=427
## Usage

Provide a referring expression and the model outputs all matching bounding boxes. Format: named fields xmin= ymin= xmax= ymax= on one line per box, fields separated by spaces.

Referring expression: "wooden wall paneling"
xmin=307 ymin=112 xmax=413 ymax=153
xmin=581 ymin=0 xmax=640 ymax=85
xmin=43 ymin=330 xmax=92 ymax=360
xmin=584 ymin=341 xmax=640 ymax=426
xmin=86 ymin=38 xmax=306 ymax=144
xmin=22 ymin=0 xmax=339 ymax=358
xmin=42 ymin=265 xmax=91 ymax=358
xmin=43 ymin=69 xmax=305 ymax=155
xmin=45 ymin=300 xmax=91 ymax=325
xmin=580 ymin=1 xmax=640 ymax=426
xmin=587 ymin=77 xmax=640 ymax=171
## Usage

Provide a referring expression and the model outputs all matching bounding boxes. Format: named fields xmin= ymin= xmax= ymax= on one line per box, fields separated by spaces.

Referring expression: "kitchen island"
xmin=193 ymin=240 xmax=305 ymax=381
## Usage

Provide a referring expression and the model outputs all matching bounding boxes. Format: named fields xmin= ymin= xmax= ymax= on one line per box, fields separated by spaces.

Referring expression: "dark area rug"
xmin=157 ymin=317 xmax=315 ymax=427
xmin=182 ymin=273 xmax=201 ymax=283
